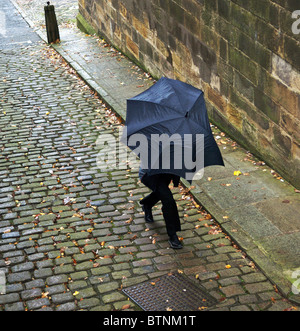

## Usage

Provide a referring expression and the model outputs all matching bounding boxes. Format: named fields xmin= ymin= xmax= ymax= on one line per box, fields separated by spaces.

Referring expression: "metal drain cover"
xmin=123 ymin=272 xmax=218 ymax=311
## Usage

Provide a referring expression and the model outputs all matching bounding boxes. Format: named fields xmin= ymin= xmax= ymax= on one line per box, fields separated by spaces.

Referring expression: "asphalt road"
xmin=0 ymin=0 xmax=40 ymax=49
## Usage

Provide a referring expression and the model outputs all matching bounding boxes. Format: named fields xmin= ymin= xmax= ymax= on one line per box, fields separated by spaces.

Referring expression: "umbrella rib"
xmin=131 ymin=115 xmax=185 ymax=136
xmin=128 ymin=99 xmax=185 ymax=116
xmin=167 ymin=81 xmax=185 ymax=111
xmin=127 ymin=102 xmax=185 ymax=136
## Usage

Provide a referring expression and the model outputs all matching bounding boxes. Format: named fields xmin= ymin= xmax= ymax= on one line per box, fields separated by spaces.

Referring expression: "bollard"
xmin=44 ymin=1 xmax=60 ymax=44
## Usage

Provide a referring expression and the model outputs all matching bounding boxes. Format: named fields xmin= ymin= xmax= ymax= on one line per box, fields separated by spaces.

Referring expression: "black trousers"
xmin=140 ymin=174 xmax=181 ymax=237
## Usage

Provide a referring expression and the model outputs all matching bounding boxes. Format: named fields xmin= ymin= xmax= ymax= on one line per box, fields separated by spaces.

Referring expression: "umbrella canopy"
xmin=124 ymin=77 xmax=224 ymax=183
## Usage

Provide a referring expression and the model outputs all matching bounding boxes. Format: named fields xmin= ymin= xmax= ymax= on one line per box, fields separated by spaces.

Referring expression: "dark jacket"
xmin=139 ymin=168 xmax=180 ymax=188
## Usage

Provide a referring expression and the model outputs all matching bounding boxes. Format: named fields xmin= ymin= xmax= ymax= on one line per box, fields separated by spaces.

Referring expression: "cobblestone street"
xmin=14 ymin=0 xmax=79 ymax=28
xmin=0 ymin=0 xmax=299 ymax=312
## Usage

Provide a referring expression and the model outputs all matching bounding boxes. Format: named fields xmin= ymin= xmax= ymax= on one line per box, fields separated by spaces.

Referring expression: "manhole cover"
xmin=123 ymin=272 xmax=218 ymax=311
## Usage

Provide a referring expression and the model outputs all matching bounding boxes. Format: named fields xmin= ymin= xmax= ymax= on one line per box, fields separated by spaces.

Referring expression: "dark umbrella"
xmin=123 ymin=77 xmax=224 ymax=183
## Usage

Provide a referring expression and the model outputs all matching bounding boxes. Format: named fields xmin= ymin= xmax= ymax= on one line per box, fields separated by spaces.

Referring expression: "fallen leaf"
xmin=283 ymin=306 xmax=298 ymax=311
xmin=41 ymin=292 xmax=49 ymax=298
xmin=63 ymin=197 xmax=71 ymax=205
xmin=208 ymin=228 xmax=222 ymax=235
xmin=122 ymin=304 xmax=131 ymax=310
xmin=198 ymin=306 xmax=208 ymax=311
xmin=234 ymin=171 xmax=242 ymax=176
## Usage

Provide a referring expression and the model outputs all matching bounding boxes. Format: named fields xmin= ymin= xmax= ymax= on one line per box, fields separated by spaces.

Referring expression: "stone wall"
xmin=78 ymin=0 xmax=300 ymax=189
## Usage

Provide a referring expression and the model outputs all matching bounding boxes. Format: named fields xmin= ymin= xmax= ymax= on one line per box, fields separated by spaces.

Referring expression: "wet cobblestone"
xmin=15 ymin=0 xmax=79 ymax=28
xmin=1 ymin=0 xmax=300 ymax=311
xmin=0 ymin=43 xmax=297 ymax=311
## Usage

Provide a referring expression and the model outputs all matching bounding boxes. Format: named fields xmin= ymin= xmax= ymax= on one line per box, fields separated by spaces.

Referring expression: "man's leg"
xmin=140 ymin=174 xmax=161 ymax=223
xmin=140 ymin=174 xmax=182 ymax=248
xmin=140 ymin=191 xmax=160 ymax=208
xmin=156 ymin=181 xmax=181 ymax=237
xmin=139 ymin=192 xmax=159 ymax=223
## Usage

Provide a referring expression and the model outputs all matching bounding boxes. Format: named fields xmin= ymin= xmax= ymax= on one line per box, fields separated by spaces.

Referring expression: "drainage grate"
xmin=123 ymin=272 xmax=218 ymax=311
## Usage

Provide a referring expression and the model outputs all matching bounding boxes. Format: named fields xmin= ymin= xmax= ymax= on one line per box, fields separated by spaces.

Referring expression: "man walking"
xmin=139 ymin=168 xmax=183 ymax=249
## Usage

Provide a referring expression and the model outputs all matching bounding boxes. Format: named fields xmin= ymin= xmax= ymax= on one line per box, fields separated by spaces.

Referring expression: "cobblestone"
xmin=0 ymin=1 xmax=298 ymax=312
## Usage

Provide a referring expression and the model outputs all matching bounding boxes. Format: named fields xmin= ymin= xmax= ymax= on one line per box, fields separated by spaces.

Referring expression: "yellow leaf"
xmin=226 ymin=265 xmax=232 ymax=269
xmin=234 ymin=171 xmax=242 ymax=176
xmin=198 ymin=306 xmax=208 ymax=311
xmin=73 ymin=291 xmax=80 ymax=296
xmin=41 ymin=292 xmax=49 ymax=298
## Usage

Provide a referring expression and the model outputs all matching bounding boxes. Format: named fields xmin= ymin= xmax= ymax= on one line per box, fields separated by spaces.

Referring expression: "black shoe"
xmin=168 ymin=234 xmax=183 ymax=249
xmin=142 ymin=204 xmax=154 ymax=223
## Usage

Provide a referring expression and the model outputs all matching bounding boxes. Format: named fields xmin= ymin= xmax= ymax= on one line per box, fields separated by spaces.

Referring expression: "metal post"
xmin=44 ymin=1 xmax=60 ymax=44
